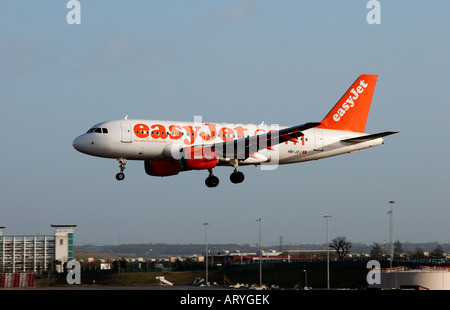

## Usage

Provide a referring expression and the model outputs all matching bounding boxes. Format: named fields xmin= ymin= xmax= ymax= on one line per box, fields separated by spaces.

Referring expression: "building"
xmin=369 ymin=267 xmax=450 ymax=290
xmin=52 ymin=225 xmax=76 ymax=273
xmin=0 ymin=225 xmax=76 ymax=273
xmin=201 ymin=249 xmax=337 ymax=266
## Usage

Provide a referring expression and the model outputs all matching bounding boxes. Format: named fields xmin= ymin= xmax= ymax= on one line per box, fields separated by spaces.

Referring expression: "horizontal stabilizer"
xmin=341 ymin=131 xmax=398 ymax=143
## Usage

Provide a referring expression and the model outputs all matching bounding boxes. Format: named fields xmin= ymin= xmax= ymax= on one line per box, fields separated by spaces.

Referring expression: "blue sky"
xmin=1 ymin=1 xmax=449 ymax=249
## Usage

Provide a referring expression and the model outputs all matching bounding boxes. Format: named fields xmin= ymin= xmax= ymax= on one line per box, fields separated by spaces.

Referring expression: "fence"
xmin=0 ymin=273 xmax=35 ymax=288
xmin=75 ymin=256 xmax=449 ymax=275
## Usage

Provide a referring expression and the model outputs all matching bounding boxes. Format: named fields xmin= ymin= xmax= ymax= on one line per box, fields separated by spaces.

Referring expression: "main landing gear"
xmin=205 ymin=169 xmax=219 ymax=188
xmin=205 ymin=161 xmax=245 ymax=188
xmin=230 ymin=170 xmax=245 ymax=184
xmin=229 ymin=159 xmax=245 ymax=184
xmin=116 ymin=158 xmax=127 ymax=181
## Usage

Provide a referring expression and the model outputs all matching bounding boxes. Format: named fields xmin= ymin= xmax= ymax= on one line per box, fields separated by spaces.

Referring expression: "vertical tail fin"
xmin=318 ymin=74 xmax=378 ymax=133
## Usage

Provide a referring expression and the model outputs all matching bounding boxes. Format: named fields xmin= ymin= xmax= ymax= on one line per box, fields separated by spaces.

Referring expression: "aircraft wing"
xmin=198 ymin=122 xmax=321 ymax=160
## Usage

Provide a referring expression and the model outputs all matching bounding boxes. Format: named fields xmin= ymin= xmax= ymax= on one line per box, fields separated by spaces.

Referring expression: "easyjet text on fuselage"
xmin=132 ymin=122 xmax=279 ymax=146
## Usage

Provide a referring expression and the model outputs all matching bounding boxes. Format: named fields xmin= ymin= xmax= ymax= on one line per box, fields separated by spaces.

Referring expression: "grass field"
xmin=36 ymin=265 xmax=368 ymax=289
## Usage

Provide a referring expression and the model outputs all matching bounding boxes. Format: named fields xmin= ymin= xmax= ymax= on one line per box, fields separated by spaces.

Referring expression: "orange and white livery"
xmin=73 ymin=74 xmax=397 ymax=187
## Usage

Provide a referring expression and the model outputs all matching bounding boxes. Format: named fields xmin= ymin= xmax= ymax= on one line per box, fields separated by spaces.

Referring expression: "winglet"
xmin=318 ymin=75 xmax=378 ymax=133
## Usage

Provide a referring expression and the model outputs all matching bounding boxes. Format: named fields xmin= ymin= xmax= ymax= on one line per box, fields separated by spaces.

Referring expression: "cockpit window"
xmin=86 ymin=127 xmax=109 ymax=134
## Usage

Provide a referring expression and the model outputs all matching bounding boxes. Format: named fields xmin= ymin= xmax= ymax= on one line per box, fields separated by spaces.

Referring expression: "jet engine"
xmin=144 ymin=160 xmax=181 ymax=177
xmin=180 ymin=146 xmax=217 ymax=170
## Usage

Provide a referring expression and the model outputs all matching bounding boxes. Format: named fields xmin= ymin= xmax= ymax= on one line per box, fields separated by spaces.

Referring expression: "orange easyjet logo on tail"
xmin=333 ymin=79 xmax=369 ymax=122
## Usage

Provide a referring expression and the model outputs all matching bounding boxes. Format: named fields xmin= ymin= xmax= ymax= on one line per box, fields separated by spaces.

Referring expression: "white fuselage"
xmin=73 ymin=119 xmax=384 ymax=166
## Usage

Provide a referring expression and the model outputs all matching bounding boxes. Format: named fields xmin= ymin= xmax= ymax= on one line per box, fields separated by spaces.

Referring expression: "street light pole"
xmin=257 ymin=218 xmax=263 ymax=287
xmin=303 ymin=269 xmax=308 ymax=290
xmin=323 ymin=214 xmax=331 ymax=289
xmin=387 ymin=201 xmax=395 ymax=269
xmin=203 ymin=222 xmax=209 ymax=286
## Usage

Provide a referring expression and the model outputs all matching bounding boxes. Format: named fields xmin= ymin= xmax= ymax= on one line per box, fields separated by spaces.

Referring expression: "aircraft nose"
xmin=73 ymin=134 xmax=105 ymax=156
xmin=73 ymin=135 xmax=87 ymax=153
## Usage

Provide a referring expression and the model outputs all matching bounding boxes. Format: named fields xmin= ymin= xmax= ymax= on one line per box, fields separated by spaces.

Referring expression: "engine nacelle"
xmin=180 ymin=146 xmax=217 ymax=170
xmin=162 ymin=143 xmax=183 ymax=160
xmin=144 ymin=160 xmax=181 ymax=177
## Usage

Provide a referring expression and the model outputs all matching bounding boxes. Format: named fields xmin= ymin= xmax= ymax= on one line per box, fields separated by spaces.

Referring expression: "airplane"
xmin=73 ymin=74 xmax=397 ymax=187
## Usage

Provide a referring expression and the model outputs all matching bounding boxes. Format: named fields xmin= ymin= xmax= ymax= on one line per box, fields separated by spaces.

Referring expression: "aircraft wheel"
xmin=116 ymin=172 xmax=125 ymax=181
xmin=230 ymin=171 xmax=244 ymax=184
xmin=205 ymin=176 xmax=219 ymax=188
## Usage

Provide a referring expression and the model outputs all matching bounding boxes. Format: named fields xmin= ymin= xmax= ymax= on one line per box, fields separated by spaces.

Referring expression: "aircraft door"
xmin=313 ymin=130 xmax=324 ymax=151
xmin=121 ymin=122 xmax=132 ymax=143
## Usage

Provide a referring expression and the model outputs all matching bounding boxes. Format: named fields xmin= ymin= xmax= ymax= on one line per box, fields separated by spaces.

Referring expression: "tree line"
xmin=330 ymin=236 xmax=447 ymax=259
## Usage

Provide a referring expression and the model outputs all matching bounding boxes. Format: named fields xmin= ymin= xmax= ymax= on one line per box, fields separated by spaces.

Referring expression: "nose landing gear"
xmin=116 ymin=158 xmax=127 ymax=181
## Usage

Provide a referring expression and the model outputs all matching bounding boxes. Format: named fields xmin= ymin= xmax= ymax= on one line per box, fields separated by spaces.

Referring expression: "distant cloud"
xmin=77 ymin=35 xmax=170 ymax=74
xmin=80 ymin=35 xmax=135 ymax=71
xmin=0 ymin=42 xmax=60 ymax=78
xmin=204 ymin=0 xmax=259 ymax=25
